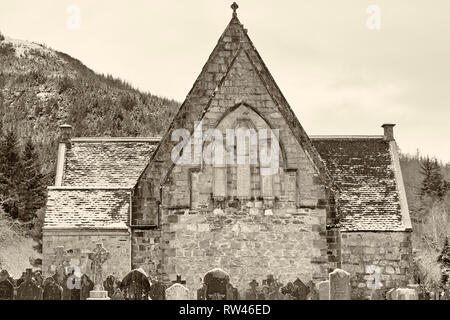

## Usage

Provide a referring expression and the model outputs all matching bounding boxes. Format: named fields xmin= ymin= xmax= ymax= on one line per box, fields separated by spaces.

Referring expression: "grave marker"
xmin=329 ymin=269 xmax=351 ymax=300
xmin=166 ymin=283 xmax=189 ymax=300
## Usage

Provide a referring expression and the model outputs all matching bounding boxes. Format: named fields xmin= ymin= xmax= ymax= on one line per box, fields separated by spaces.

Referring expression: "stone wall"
xmin=340 ymin=231 xmax=413 ymax=299
xmin=159 ymin=206 xmax=328 ymax=299
xmin=42 ymin=229 xmax=131 ymax=279
xmin=131 ymin=229 xmax=162 ymax=277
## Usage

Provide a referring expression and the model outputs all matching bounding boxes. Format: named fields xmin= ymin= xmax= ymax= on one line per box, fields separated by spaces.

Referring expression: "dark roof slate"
xmin=44 ymin=188 xmax=130 ymax=229
xmin=311 ymin=136 xmax=405 ymax=231
xmin=61 ymin=139 xmax=158 ymax=188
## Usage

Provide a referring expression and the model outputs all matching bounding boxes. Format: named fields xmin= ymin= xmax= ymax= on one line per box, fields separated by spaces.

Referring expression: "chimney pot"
xmin=60 ymin=124 xmax=73 ymax=148
xmin=382 ymin=123 xmax=395 ymax=141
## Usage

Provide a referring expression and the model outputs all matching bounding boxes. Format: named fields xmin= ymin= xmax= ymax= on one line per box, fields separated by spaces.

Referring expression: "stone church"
xmin=43 ymin=5 xmax=413 ymax=299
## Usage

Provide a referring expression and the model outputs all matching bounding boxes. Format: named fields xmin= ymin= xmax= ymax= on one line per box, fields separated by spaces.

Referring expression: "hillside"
xmin=0 ymin=34 xmax=180 ymax=184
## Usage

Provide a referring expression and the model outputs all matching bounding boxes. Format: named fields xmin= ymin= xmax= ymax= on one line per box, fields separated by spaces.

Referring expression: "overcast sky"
xmin=1 ymin=0 xmax=449 ymax=163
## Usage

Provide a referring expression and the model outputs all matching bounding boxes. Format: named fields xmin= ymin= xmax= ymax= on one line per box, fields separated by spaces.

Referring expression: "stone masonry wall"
xmin=131 ymin=229 xmax=162 ymax=277
xmin=42 ymin=230 xmax=131 ymax=279
xmin=160 ymin=206 xmax=327 ymax=299
xmin=341 ymin=231 xmax=413 ymax=300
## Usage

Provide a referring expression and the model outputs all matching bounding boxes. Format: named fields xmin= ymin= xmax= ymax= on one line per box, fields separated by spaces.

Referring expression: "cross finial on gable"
xmin=231 ymin=2 xmax=239 ymax=17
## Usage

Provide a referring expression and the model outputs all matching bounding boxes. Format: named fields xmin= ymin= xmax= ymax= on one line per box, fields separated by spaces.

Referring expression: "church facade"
xmin=43 ymin=8 xmax=413 ymax=299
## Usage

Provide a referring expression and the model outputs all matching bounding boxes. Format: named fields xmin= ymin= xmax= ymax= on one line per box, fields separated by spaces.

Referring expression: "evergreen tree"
xmin=0 ymin=128 xmax=22 ymax=219
xmin=438 ymin=237 xmax=450 ymax=286
xmin=19 ymin=137 xmax=46 ymax=221
xmin=420 ymin=157 xmax=448 ymax=200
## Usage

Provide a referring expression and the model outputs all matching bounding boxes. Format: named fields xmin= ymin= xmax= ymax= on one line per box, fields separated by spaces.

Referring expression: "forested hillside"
xmin=0 ymin=32 xmax=179 ymax=273
xmin=400 ymin=153 xmax=450 ymax=296
xmin=0 ymin=33 xmax=179 ymax=181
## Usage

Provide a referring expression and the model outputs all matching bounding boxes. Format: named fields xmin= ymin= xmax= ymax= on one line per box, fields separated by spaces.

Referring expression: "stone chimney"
xmin=382 ymin=124 xmax=395 ymax=141
xmin=60 ymin=124 xmax=73 ymax=149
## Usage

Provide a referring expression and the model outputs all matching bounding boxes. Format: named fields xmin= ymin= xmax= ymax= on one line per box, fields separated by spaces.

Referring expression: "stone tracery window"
xmin=208 ymin=104 xmax=282 ymax=204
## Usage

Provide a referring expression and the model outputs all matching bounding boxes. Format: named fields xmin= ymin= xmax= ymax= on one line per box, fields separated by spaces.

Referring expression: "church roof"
xmin=311 ymin=136 xmax=410 ymax=232
xmin=44 ymin=188 xmax=131 ymax=230
xmin=59 ymin=138 xmax=160 ymax=188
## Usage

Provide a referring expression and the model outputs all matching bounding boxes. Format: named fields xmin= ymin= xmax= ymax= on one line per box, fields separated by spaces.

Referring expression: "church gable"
xmin=136 ymin=14 xmax=332 ymax=204
xmin=130 ymin=8 xmax=339 ymax=286
xmin=162 ymin=49 xmax=328 ymax=211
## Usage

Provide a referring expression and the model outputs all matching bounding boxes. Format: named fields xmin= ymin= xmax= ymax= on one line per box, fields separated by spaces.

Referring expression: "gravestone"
xmin=43 ymin=277 xmax=63 ymax=300
xmin=80 ymin=274 xmax=95 ymax=300
xmin=329 ymin=269 xmax=351 ymax=300
xmin=281 ymin=278 xmax=309 ymax=300
xmin=394 ymin=288 xmax=418 ymax=300
xmin=103 ymin=275 xmax=116 ymax=298
xmin=386 ymin=288 xmax=396 ymax=300
xmin=121 ymin=268 xmax=151 ymax=300
xmin=52 ymin=248 xmax=72 ymax=300
xmin=87 ymin=243 xmax=111 ymax=300
xmin=226 ymin=281 xmax=240 ymax=300
xmin=262 ymin=275 xmax=284 ymax=300
xmin=0 ymin=270 xmax=14 ymax=300
xmin=33 ymin=270 xmax=43 ymax=287
xmin=166 ymin=283 xmax=189 ymax=300
xmin=244 ymin=280 xmax=262 ymax=300
xmin=16 ymin=269 xmax=42 ymax=300
xmin=149 ymin=277 xmax=167 ymax=300
xmin=318 ymin=280 xmax=330 ymax=300
xmin=306 ymin=280 xmax=319 ymax=300
xmin=199 ymin=268 xmax=238 ymax=300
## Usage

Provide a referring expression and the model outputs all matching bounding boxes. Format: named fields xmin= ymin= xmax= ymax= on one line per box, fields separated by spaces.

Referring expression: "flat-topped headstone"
xmin=166 ymin=283 xmax=189 ymax=300
xmin=329 ymin=269 xmax=351 ymax=300
xmin=318 ymin=280 xmax=330 ymax=300
xmin=394 ymin=288 xmax=418 ymax=300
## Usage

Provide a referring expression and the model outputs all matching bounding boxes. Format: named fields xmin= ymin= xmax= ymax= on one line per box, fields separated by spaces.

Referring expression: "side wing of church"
xmin=43 ymin=8 xmax=412 ymax=299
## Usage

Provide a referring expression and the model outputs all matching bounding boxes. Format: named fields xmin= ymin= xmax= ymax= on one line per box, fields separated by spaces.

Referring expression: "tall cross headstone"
xmin=88 ymin=243 xmax=110 ymax=291
xmin=87 ymin=243 xmax=110 ymax=300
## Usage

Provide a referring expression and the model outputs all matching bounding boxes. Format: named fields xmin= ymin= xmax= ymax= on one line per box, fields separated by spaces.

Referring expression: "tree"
xmin=28 ymin=208 xmax=45 ymax=253
xmin=420 ymin=157 xmax=448 ymax=200
xmin=19 ymin=137 xmax=46 ymax=222
xmin=0 ymin=128 xmax=22 ymax=219
xmin=438 ymin=237 xmax=450 ymax=288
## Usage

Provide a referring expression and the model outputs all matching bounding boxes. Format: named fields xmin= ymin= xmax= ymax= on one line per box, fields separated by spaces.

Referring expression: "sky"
xmin=1 ymin=0 xmax=449 ymax=163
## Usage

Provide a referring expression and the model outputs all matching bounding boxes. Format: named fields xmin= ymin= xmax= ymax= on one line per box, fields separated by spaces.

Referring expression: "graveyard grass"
xmin=0 ymin=210 xmax=41 ymax=278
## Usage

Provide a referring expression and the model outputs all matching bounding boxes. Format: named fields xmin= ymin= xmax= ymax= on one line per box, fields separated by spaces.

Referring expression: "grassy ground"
xmin=0 ymin=213 xmax=41 ymax=278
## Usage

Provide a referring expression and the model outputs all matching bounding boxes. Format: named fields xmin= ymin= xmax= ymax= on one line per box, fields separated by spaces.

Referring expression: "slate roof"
xmin=61 ymin=138 xmax=159 ymax=188
xmin=311 ymin=136 xmax=406 ymax=231
xmin=44 ymin=188 xmax=130 ymax=229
